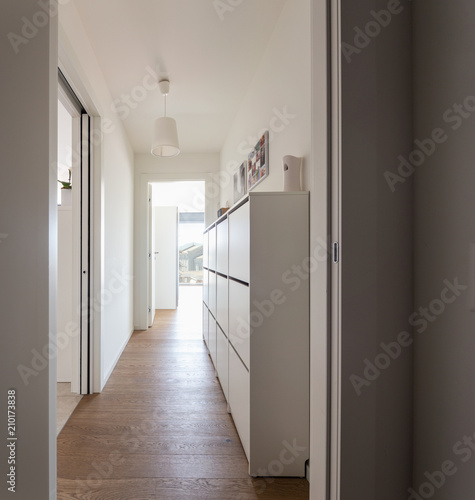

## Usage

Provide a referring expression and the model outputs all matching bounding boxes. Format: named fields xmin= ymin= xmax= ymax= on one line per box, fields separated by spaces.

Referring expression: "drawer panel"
xmin=202 ymin=268 xmax=209 ymax=307
xmin=202 ymin=302 xmax=209 ymax=348
xmin=228 ymin=202 xmax=249 ymax=283
xmin=203 ymin=230 xmax=209 ymax=268
xmin=216 ymin=218 xmax=228 ymax=275
xmin=208 ymin=226 xmax=217 ymax=271
xmin=208 ymin=271 xmax=217 ymax=317
xmin=216 ymin=274 xmax=228 ymax=335
xmin=228 ymin=279 xmax=250 ymax=369
xmin=209 ymin=312 xmax=217 ymax=369
xmin=229 ymin=345 xmax=250 ymax=460
xmin=216 ymin=325 xmax=229 ymax=401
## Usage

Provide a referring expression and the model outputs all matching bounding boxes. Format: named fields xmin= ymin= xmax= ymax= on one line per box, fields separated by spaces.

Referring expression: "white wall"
xmin=0 ymin=2 xmax=58 ymax=497
xmin=59 ymin=2 xmax=135 ymax=389
xmin=134 ymin=153 xmax=220 ymax=329
xmin=218 ymin=0 xmax=311 ymax=206
xmin=414 ymin=2 xmax=475 ymax=498
xmin=136 ymin=153 xmax=220 ymax=226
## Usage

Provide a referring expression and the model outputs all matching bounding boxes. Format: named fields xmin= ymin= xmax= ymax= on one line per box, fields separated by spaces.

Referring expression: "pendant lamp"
xmin=151 ymin=79 xmax=180 ymax=157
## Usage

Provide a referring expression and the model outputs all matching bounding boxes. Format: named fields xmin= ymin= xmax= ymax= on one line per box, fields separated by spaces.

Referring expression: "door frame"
xmin=79 ymin=113 xmax=94 ymax=394
xmin=148 ymin=184 xmax=155 ymax=327
xmin=135 ymin=173 xmax=215 ymax=330
xmin=309 ymin=0 xmax=336 ymax=499
xmin=329 ymin=0 xmax=342 ymax=497
xmin=58 ymin=56 xmax=104 ymax=394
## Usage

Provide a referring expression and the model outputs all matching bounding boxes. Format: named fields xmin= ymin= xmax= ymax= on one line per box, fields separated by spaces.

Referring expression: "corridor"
xmin=57 ymin=287 xmax=309 ymax=499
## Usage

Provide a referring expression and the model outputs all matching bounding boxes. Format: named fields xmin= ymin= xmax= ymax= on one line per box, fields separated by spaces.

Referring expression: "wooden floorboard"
xmin=57 ymin=478 xmax=157 ymax=500
xmin=57 ymin=288 xmax=309 ymax=499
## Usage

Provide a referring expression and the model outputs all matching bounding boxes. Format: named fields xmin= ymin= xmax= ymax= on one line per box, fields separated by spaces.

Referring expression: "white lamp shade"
xmin=151 ymin=117 xmax=180 ymax=157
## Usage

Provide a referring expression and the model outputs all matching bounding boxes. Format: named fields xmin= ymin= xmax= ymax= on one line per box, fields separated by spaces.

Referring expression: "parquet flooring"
xmin=57 ymin=287 xmax=309 ymax=499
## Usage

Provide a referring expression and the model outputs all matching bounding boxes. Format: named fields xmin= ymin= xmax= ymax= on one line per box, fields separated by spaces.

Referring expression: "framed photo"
xmin=247 ymin=130 xmax=269 ymax=191
xmin=233 ymin=161 xmax=247 ymax=204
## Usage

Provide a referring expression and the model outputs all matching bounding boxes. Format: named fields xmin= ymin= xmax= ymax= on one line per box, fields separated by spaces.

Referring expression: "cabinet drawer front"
xmin=216 ymin=326 xmax=229 ymax=401
xmin=202 ymin=268 xmax=209 ymax=307
xmin=228 ymin=202 xmax=249 ymax=283
xmin=203 ymin=230 xmax=209 ymax=268
xmin=208 ymin=226 xmax=217 ymax=271
xmin=228 ymin=279 xmax=250 ymax=369
xmin=229 ymin=345 xmax=250 ymax=460
xmin=208 ymin=271 xmax=217 ymax=317
xmin=203 ymin=303 xmax=209 ymax=348
xmin=216 ymin=219 xmax=228 ymax=275
xmin=209 ymin=313 xmax=217 ymax=368
xmin=216 ymin=274 xmax=228 ymax=335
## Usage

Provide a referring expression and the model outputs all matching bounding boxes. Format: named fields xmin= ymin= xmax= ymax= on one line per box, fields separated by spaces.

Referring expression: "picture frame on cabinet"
xmin=247 ymin=130 xmax=269 ymax=191
xmin=233 ymin=161 xmax=247 ymax=204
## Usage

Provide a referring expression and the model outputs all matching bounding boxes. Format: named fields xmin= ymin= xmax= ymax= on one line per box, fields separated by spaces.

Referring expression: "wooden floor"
xmin=57 ymin=287 xmax=309 ymax=499
xmin=57 ymin=383 xmax=82 ymax=436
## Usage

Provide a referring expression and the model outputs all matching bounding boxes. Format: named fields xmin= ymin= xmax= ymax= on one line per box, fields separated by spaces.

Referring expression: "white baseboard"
xmin=101 ymin=328 xmax=134 ymax=390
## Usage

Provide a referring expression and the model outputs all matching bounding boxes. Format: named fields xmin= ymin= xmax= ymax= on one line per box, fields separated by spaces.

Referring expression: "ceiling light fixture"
xmin=151 ymin=79 xmax=180 ymax=157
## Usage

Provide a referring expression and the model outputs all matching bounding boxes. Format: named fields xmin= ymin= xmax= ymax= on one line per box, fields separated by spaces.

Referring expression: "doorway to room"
xmin=56 ymin=94 xmax=82 ymax=433
xmin=56 ymin=70 xmax=96 ymax=434
xmin=148 ymin=181 xmax=205 ymax=327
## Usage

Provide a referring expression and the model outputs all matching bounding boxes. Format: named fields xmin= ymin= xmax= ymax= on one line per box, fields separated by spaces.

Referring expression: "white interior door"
xmin=154 ymin=206 xmax=178 ymax=310
xmin=148 ymin=186 xmax=155 ymax=327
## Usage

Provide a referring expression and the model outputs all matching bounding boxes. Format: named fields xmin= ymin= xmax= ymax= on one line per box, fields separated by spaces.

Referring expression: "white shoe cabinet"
xmin=202 ymin=192 xmax=309 ymax=477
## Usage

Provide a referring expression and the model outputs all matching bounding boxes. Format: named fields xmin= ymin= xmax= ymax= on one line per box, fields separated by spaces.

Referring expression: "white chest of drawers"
xmin=202 ymin=192 xmax=309 ymax=477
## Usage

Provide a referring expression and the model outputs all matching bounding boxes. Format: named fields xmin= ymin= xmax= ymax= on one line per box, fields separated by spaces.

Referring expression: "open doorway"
xmin=56 ymin=71 xmax=96 ymax=433
xmin=56 ymin=95 xmax=82 ymax=434
xmin=149 ymin=181 xmax=205 ymax=330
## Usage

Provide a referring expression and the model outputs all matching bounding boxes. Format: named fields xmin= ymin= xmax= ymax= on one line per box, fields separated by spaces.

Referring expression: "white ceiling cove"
xmin=73 ymin=0 xmax=287 ymax=154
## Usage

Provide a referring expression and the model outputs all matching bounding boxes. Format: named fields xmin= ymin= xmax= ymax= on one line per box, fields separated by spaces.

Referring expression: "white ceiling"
xmin=73 ymin=0 xmax=287 ymax=154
